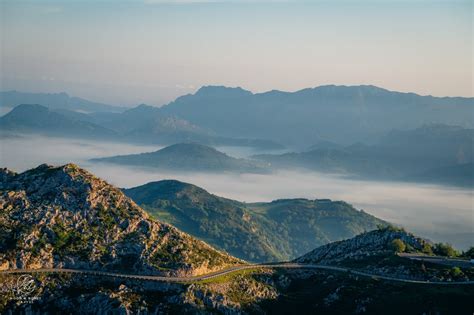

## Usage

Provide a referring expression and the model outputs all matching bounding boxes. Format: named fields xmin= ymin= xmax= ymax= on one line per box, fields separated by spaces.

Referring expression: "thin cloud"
xmin=144 ymin=0 xmax=219 ymax=4
xmin=144 ymin=0 xmax=292 ymax=4
xmin=40 ymin=6 xmax=63 ymax=14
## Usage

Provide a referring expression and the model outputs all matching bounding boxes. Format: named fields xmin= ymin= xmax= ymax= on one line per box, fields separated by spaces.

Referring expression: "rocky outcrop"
xmin=295 ymin=227 xmax=427 ymax=264
xmin=0 ymin=164 xmax=242 ymax=276
xmin=184 ymin=270 xmax=278 ymax=314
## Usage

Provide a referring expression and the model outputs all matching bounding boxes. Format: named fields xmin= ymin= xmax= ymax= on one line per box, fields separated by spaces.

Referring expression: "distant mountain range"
xmin=0 ymin=90 xmax=126 ymax=113
xmin=4 ymin=103 xmax=472 ymax=186
xmin=0 ymin=104 xmax=118 ymax=140
xmin=90 ymin=104 xmax=212 ymax=142
xmin=253 ymin=124 xmax=474 ymax=187
xmin=3 ymin=85 xmax=474 ymax=149
xmin=0 ymin=102 xmax=284 ymax=149
xmin=161 ymin=85 xmax=474 ymax=147
xmin=405 ymin=162 xmax=474 ymax=187
xmin=124 ymin=179 xmax=385 ymax=262
xmin=2 ymin=85 xmax=473 ymax=186
xmin=92 ymin=143 xmax=269 ymax=173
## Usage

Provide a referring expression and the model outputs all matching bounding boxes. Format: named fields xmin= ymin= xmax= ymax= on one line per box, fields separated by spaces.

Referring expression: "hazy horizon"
xmin=1 ymin=0 xmax=472 ymax=105
xmin=3 ymin=82 xmax=474 ymax=109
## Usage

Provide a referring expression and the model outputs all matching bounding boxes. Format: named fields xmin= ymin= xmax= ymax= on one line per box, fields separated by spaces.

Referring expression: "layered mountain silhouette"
xmin=91 ymin=104 xmax=284 ymax=148
xmin=161 ymin=85 xmax=474 ymax=147
xmin=91 ymin=104 xmax=212 ymax=143
xmin=3 ymin=85 xmax=473 ymax=149
xmin=0 ymin=104 xmax=118 ymax=139
xmin=1 ymin=90 xmax=125 ymax=113
xmin=253 ymin=124 xmax=474 ymax=186
xmin=2 ymin=85 xmax=473 ymax=187
xmin=92 ymin=143 xmax=269 ymax=173
xmin=0 ymin=102 xmax=284 ymax=149
xmin=405 ymin=162 xmax=474 ymax=187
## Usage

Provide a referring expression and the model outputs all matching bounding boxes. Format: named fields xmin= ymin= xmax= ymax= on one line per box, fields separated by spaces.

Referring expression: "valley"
xmin=1 ymin=135 xmax=472 ymax=250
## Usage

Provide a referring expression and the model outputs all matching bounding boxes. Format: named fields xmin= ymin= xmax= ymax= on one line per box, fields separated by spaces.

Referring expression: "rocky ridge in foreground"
xmin=0 ymin=163 xmax=241 ymax=276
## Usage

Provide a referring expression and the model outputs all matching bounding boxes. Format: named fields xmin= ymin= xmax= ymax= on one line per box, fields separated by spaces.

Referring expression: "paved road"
xmin=399 ymin=253 xmax=473 ymax=269
xmin=1 ymin=263 xmax=474 ymax=285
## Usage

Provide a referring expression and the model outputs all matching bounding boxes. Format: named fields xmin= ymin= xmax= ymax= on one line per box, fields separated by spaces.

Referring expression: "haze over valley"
xmin=1 ymin=85 xmax=472 ymax=251
xmin=1 ymin=134 xmax=472 ymax=250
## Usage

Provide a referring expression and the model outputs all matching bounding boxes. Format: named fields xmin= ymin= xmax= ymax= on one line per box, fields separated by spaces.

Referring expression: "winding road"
xmin=1 ymin=263 xmax=473 ymax=285
xmin=398 ymin=253 xmax=474 ymax=269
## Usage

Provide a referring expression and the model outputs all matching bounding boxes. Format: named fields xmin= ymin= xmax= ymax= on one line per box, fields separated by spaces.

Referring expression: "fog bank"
xmin=1 ymin=136 xmax=472 ymax=250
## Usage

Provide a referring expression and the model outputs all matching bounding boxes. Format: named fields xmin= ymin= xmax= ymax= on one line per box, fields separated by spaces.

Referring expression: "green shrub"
xmin=390 ymin=239 xmax=406 ymax=253
xmin=433 ymin=243 xmax=458 ymax=257
xmin=450 ymin=267 xmax=463 ymax=278
xmin=421 ymin=243 xmax=433 ymax=255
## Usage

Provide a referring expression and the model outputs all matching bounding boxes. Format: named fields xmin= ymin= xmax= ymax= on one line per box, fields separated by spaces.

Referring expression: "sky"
xmin=1 ymin=0 xmax=472 ymax=106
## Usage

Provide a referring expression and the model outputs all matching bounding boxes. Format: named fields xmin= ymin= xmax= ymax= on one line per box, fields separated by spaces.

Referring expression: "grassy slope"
xmin=124 ymin=181 xmax=385 ymax=263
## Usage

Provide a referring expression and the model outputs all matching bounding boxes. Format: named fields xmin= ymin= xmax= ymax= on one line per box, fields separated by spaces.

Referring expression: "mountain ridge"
xmin=92 ymin=143 xmax=269 ymax=173
xmin=0 ymin=104 xmax=118 ymax=139
xmin=162 ymin=85 xmax=474 ymax=146
xmin=252 ymin=124 xmax=474 ymax=186
xmin=0 ymin=163 xmax=242 ymax=276
xmin=1 ymin=90 xmax=126 ymax=113
xmin=124 ymin=179 xmax=386 ymax=262
xmin=193 ymin=84 xmax=474 ymax=100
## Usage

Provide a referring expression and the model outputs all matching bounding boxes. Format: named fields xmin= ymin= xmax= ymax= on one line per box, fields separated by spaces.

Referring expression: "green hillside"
xmin=124 ymin=180 xmax=386 ymax=262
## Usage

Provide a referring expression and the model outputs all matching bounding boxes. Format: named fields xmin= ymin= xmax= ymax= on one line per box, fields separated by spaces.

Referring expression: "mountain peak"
xmin=1 ymin=163 xmax=112 ymax=208
xmin=0 ymin=104 xmax=119 ymax=139
xmin=8 ymin=103 xmax=49 ymax=113
xmin=297 ymin=84 xmax=392 ymax=96
xmin=134 ymin=103 xmax=155 ymax=110
xmin=0 ymin=90 xmax=124 ymax=113
xmin=195 ymin=85 xmax=253 ymax=97
xmin=295 ymin=226 xmax=428 ymax=265
xmin=91 ymin=142 xmax=268 ymax=173
xmin=0 ymin=164 xmax=241 ymax=275
xmin=160 ymin=142 xmax=226 ymax=156
xmin=124 ymin=103 xmax=158 ymax=114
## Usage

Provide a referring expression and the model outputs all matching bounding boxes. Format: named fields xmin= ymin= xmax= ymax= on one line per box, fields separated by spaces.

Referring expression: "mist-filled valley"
xmin=1 ymin=135 xmax=471 ymax=251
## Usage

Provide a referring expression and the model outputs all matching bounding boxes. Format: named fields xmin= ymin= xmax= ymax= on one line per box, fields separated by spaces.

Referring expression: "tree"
xmin=433 ymin=243 xmax=458 ymax=257
xmin=463 ymin=247 xmax=474 ymax=259
xmin=421 ymin=243 xmax=433 ymax=255
xmin=390 ymin=238 xmax=406 ymax=253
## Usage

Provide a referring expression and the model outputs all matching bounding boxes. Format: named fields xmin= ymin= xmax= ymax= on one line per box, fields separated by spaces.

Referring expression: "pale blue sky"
xmin=1 ymin=0 xmax=472 ymax=105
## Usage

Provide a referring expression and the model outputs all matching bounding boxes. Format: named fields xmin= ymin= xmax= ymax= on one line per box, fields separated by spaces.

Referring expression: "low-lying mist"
xmin=1 ymin=135 xmax=472 ymax=250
